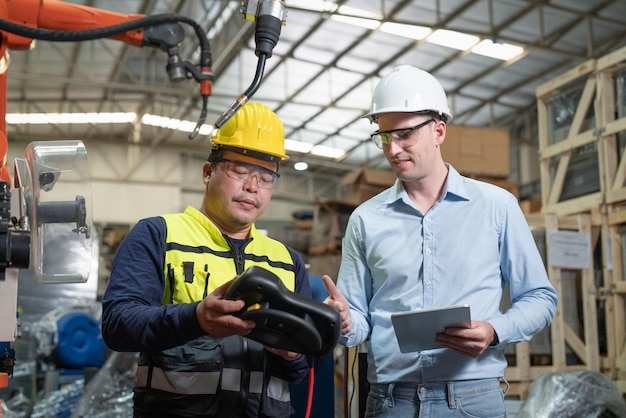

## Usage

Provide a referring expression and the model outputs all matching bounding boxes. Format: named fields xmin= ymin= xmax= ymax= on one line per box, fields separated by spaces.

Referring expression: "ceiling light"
xmin=294 ymin=161 xmax=309 ymax=171
xmin=285 ymin=139 xmax=314 ymax=153
xmin=330 ymin=15 xmax=380 ymax=30
xmin=380 ymin=22 xmax=431 ymax=40
xmin=311 ymin=144 xmax=345 ymax=159
xmin=471 ymin=39 xmax=524 ymax=61
xmin=142 ymin=114 xmax=179 ymax=129
xmin=289 ymin=0 xmax=338 ymax=13
xmin=6 ymin=112 xmax=136 ymax=124
xmin=426 ymin=29 xmax=479 ymax=50
xmin=336 ymin=6 xmax=383 ymax=20
xmin=142 ymin=114 xmax=212 ymax=135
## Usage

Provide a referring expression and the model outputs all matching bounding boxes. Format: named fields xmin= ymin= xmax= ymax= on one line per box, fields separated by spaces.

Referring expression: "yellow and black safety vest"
xmin=133 ymin=206 xmax=298 ymax=417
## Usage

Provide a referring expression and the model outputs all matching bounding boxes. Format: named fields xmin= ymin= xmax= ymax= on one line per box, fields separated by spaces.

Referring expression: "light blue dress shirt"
xmin=337 ymin=164 xmax=557 ymax=385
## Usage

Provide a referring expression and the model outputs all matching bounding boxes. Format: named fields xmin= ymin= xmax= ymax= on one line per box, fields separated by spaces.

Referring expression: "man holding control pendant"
xmin=102 ymin=102 xmax=316 ymax=418
xmin=323 ymin=65 xmax=557 ymax=417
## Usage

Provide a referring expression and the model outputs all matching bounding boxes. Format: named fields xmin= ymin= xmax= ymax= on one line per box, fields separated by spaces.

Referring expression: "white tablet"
xmin=391 ymin=305 xmax=471 ymax=353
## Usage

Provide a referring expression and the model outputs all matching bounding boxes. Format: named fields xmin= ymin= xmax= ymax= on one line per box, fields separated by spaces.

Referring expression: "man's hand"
xmin=196 ymin=279 xmax=256 ymax=338
xmin=321 ymin=275 xmax=351 ymax=335
xmin=435 ymin=320 xmax=497 ymax=358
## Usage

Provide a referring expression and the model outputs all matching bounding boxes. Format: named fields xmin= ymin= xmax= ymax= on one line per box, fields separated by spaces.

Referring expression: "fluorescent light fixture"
xmin=285 ymin=139 xmax=314 ymax=153
xmin=427 ymin=29 xmax=479 ymax=50
xmin=294 ymin=161 xmax=309 ymax=171
xmin=142 ymin=114 xmax=181 ymax=130
xmin=330 ymin=14 xmax=380 ymax=30
xmin=471 ymin=39 xmax=524 ymax=61
xmin=7 ymin=112 xmax=213 ymax=137
xmin=337 ymin=6 xmax=383 ymax=20
xmin=6 ymin=112 xmax=348 ymax=161
xmin=7 ymin=112 xmax=136 ymax=124
xmin=142 ymin=114 xmax=213 ymax=136
xmin=291 ymin=1 xmax=381 ymax=20
xmin=380 ymin=22 xmax=431 ymax=40
xmin=311 ymin=144 xmax=345 ymax=159
xmin=289 ymin=0 xmax=338 ymax=13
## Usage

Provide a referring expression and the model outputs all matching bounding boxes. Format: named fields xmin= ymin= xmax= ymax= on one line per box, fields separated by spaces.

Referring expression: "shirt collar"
xmin=442 ymin=164 xmax=470 ymax=201
xmin=384 ymin=163 xmax=470 ymax=206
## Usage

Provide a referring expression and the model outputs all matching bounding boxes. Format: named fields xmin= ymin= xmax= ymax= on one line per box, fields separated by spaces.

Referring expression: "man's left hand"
xmin=435 ymin=321 xmax=497 ymax=358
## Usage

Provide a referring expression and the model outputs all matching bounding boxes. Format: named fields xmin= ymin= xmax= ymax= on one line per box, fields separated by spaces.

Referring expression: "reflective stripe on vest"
xmin=135 ymin=365 xmax=290 ymax=401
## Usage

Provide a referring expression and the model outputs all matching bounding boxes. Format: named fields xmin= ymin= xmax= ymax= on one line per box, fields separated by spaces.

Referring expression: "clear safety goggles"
xmin=215 ymin=158 xmax=280 ymax=190
xmin=371 ymin=118 xmax=435 ymax=149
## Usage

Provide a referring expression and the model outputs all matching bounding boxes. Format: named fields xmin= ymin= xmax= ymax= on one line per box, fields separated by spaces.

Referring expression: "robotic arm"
xmin=0 ymin=0 xmax=215 ymax=185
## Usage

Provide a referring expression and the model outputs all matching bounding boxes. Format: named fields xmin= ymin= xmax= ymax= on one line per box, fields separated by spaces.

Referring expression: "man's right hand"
xmin=196 ymin=279 xmax=256 ymax=338
xmin=322 ymin=275 xmax=351 ymax=335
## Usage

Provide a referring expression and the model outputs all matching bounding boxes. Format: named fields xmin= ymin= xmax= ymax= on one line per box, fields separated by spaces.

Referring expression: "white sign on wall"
xmin=548 ymin=230 xmax=591 ymax=269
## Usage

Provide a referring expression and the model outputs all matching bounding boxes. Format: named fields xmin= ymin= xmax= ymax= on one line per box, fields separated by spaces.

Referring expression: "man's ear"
xmin=434 ymin=120 xmax=447 ymax=147
xmin=203 ymin=162 xmax=213 ymax=184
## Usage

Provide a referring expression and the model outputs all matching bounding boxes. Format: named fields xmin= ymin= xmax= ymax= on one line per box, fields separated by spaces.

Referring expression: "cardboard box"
xmin=442 ymin=125 xmax=510 ymax=177
xmin=341 ymin=168 xmax=396 ymax=205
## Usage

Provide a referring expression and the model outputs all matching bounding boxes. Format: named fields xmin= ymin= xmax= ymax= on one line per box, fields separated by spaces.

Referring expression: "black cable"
xmin=212 ymin=54 xmax=267 ymax=132
xmin=244 ymin=53 xmax=267 ymax=100
xmin=0 ymin=14 xmax=205 ymax=48
xmin=189 ymin=95 xmax=208 ymax=140
xmin=349 ymin=347 xmax=358 ymax=417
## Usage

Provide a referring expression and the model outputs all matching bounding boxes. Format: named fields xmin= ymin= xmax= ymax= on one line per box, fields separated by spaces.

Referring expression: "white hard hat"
xmin=363 ymin=65 xmax=453 ymax=124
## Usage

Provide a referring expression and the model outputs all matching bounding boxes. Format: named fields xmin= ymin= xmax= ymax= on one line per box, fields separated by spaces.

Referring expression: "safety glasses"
xmin=370 ymin=118 xmax=435 ymax=149
xmin=215 ymin=159 xmax=280 ymax=189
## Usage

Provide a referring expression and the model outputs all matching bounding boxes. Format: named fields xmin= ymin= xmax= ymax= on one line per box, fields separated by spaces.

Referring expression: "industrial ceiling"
xmin=4 ymin=0 xmax=626 ymax=193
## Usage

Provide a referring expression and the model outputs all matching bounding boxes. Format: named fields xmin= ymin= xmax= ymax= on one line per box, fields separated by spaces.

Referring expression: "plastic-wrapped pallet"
xmin=70 ymin=351 xmax=138 ymax=418
xmin=518 ymin=371 xmax=626 ymax=418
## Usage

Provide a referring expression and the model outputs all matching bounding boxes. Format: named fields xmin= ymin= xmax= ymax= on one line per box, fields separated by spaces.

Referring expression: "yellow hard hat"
xmin=212 ymin=102 xmax=289 ymax=161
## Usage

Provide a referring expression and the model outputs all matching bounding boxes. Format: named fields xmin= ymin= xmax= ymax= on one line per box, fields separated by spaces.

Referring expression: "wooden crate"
xmin=533 ymin=45 xmax=626 ymax=395
xmin=598 ymin=46 xmax=626 ymax=204
xmin=536 ymin=58 xmax=604 ymax=216
xmin=536 ymin=45 xmax=626 ymax=217
xmin=604 ymin=203 xmax=626 ymax=391
xmin=505 ymin=213 xmax=603 ymax=397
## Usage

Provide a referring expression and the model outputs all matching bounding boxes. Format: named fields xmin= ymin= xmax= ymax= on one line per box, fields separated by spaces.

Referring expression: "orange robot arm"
xmin=0 ymin=0 xmax=215 ymax=187
xmin=4 ymin=0 xmax=145 ymax=49
xmin=0 ymin=0 xmax=148 ymax=184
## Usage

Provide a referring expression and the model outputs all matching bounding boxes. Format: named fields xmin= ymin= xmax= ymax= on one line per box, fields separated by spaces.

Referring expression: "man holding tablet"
xmin=323 ymin=65 xmax=557 ymax=417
